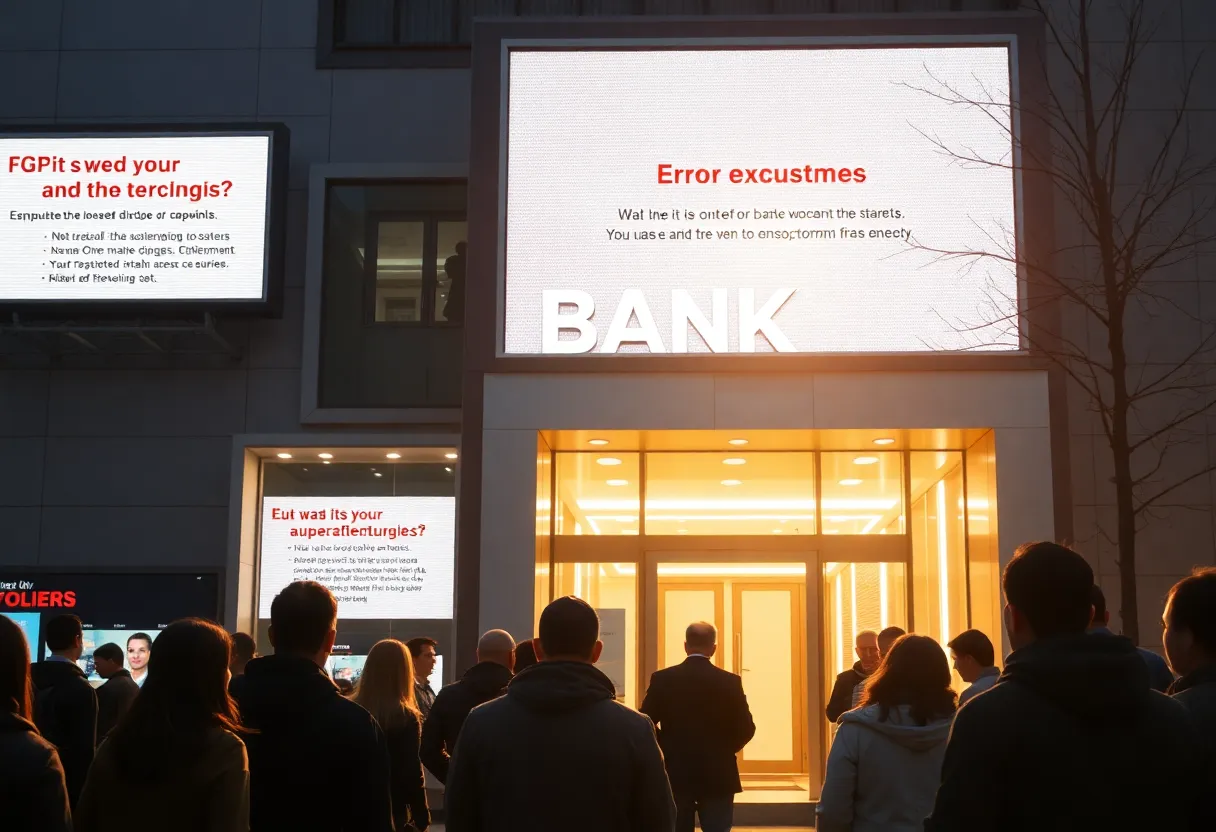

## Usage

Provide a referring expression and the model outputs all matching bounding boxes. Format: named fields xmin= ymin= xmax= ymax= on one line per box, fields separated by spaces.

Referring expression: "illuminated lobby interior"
xmin=532 ymin=429 xmax=1001 ymax=801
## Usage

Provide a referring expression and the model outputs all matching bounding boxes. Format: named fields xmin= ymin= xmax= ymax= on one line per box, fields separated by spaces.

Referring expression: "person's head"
xmin=107 ymin=618 xmax=243 ymax=782
xmin=877 ymin=626 xmax=906 ymax=658
xmin=860 ymin=634 xmax=957 ymax=725
xmin=685 ymin=622 xmax=717 ymax=658
xmin=353 ymin=639 xmax=418 ymax=729
xmin=1088 ymin=584 xmax=1112 ymax=630
xmin=269 ymin=581 xmax=338 ymax=667
xmin=229 ymin=632 xmax=256 ymax=675
xmin=855 ymin=630 xmax=880 ymax=672
xmin=335 ymin=677 xmax=354 ymax=696
xmin=0 ymin=614 xmax=32 ymax=720
xmin=455 ymin=241 xmax=467 ymax=257
xmin=406 ymin=637 xmax=439 ymax=682
xmin=93 ymin=643 xmax=125 ymax=679
xmin=477 ymin=629 xmax=516 ymax=671
xmin=45 ymin=614 xmax=84 ymax=661
xmin=127 ymin=633 xmax=152 ymax=674
xmin=536 ymin=596 xmax=602 ymax=663
xmin=514 ymin=639 xmax=538 ymax=673
xmin=1002 ymin=542 xmax=1094 ymax=650
xmin=947 ymin=629 xmax=996 ymax=683
xmin=1163 ymin=567 xmax=1216 ymax=678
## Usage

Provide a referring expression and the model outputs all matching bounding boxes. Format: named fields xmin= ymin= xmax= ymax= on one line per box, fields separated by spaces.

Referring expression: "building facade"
xmin=3 ymin=0 xmax=1216 ymax=816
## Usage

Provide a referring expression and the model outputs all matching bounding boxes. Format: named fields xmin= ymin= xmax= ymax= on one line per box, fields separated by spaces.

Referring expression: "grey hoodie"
xmin=817 ymin=703 xmax=952 ymax=832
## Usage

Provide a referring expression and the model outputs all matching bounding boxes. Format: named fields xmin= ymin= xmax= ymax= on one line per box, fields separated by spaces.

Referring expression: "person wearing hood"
xmin=827 ymin=630 xmax=879 ymax=723
xmin=31 ymin=613 xmax=98 ymax=809
xmin=925 ymin=542 xmax=1204 ymax=831
xmin=420 ymin=628 xmax=515 ymax=784
xmin=233 ymin=581 xmax=393 ymax=831
xmin=1088 ymin=584 xmax=1174 ymax=692
xmin=1163 ymin=567 xmax=1216 ymax=828
xmin=75 ymin=619 xmax=250 ymax=832
xmin=0 ymin=613 xmax=72 ymax=832
xmin=817 ymin=634 xmax=955 ymax=832
xmin=445 ymin=596 xmax=675 ymax=832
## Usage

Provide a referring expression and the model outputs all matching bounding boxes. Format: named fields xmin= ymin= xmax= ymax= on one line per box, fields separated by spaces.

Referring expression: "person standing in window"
xmin=0 ymin=613 xmax=72 ymax=832
xmin=353 ymin=640 xmax=429 ymax=832
xmin=92 ymin=643 xmax=139 ymax=739
xmin=127 ymin=633 xmax=152 ymax=689
xmin=75 ymin=618 xmax=250 ymax=832
xmin=442 ymin=241 xmax=467 ymax=324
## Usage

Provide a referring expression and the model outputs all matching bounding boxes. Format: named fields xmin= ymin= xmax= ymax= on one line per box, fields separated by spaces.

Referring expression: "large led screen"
xmin=503 ymin=46 xmax=1020 ymax=354
xmin=0 ymin=129 xmax=281 ymax=306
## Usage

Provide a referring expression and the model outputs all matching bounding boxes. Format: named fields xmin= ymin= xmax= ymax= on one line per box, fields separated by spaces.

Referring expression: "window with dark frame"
xmin=318 ymin=0 xmax=1025 ymax=68
xmin=365 ymin=213 xmax=468 ymax=325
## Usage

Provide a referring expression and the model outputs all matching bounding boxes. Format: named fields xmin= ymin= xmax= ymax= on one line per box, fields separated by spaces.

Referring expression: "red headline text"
xmin=657 ymin=164 xmax=868 ymax=185
xmin=1 ymin=590 xmax=77 ymax=609
xmin=7 ymin=155 xmax=234 ymax=202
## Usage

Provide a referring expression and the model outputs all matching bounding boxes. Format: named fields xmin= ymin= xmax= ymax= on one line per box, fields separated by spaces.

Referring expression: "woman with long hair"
xmin=353 ymin=639 xmax=429 ymax=831
xmin=817 ymin=634 xmax=958 ymax=832
xmin=0 ymin=614 xmax=72 ymax=832
xmin=75 ymin=618 xmax=250 ymax=832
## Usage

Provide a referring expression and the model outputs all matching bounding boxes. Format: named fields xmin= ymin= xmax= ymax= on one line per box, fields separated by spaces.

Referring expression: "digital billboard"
xmin=502 ymin=46 xmax=1019 ymax=354
xmin=0 ymin=125 xmax=287 ymax=311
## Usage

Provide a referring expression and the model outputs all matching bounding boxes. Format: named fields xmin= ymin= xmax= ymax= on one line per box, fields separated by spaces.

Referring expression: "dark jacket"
xmin=382 ymin=706 xmax=429 ymax=832
xmin=640 ymin=656 xmax=756 ymax=799
xmin=1091 ymin=625 xmax=1175 ymax=692
xmin=445 ymin=661 xmax=676 ymax=832
xmin=1172 ymin=663 xmax=1216 ymax=831
xmin=233 ymin=653 xmax=394 ymax=832
xmin=420 ymin=660 xmax=511 ymax=783
xmin=96 ymin=669 xmax=139 ymax=738
xmin=31 ymin=657 xmax=98 ymax=807
xmin=925 ymin=632 xmax=1205 ymax=831
xmin=0 ymin=711 xmax=72 ymax=832
xmin=227 ymin=672 xmax=247 ymax=702
xmin=826 ymin=662 xmax=870 ymax=723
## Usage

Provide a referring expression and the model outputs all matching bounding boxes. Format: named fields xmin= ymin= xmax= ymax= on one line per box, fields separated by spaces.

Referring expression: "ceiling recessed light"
xmin=386 ymin=452 xmax=401 ymax=459
xmin=873 ymin=438 xmax=896 ymax=446
xmin=596 ymin=457 xmax=622 ymax=466
xmin=276 ymin=452 xmax=292 ymax=459
xmin=678 ymin=529 xmax=689 ymax=535
xmin=723 ymin=458 xmax=747 ymax=466
xmin=373 ymin=472 xmax=383 ymax=478
xmin=588 ymin=438 xmax=609 ymax=446
xmin=606 ymin=479 xmax=629 ymax=487
xmin=728 ymin=438 xmax=749 ymax=446
xmin=772 ymin=529 xmax=783 ymax=535
xmin=318 ymin=453 xmax=333 ymax=459
xmin=445 ymin=466 xmax=453 ymax=473
xmin=445 ymin=452 xmax=458 ymax=460
xmin=853 ymin=456 xmax=879 ymax=465
xmin=721 ymin=479 xmax=743 ymax=486
xmin=322 ymin=460 xmax=331 ymax=465
xmin=839 ymin=478 xmax=863 ymax=486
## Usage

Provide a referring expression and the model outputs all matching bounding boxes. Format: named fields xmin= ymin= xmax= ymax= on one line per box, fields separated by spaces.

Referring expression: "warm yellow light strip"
xmin=656 ymin=565 xmax=807 ymax=577
xmin=937 ymin=480 xmax=950 ymax=641
xmin=576 ymin=499 xmax=898 ymax=511
xmin=879 ymin=562 xmax=889 ymax=629
xmin=850 ymin=564 xmax=859 ymax=650
xmin=834 ymin=572 xmax=845 ymax=677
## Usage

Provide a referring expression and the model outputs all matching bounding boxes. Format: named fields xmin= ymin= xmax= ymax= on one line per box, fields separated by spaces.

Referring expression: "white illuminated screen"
xmin=258 ymin=496 xmax=456 ymax=620
xmin=504 ymin=47 xmax=1019 ymax=354
xmin=0 ymin=133 xmax=272 ymax=302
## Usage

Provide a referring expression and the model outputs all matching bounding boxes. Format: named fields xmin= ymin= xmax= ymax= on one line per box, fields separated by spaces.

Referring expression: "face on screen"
xmin=127 ymin=637 xmax=151 ymax=671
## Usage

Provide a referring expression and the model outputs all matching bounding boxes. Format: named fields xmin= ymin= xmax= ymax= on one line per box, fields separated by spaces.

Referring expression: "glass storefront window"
xmin=910 ymin=451 xmax=970 ymax=687
xmin=555 ymin=453 xmax=640 ymax=535
xmin=435 ymin=220 xmax=468 ymax=323
xmin=644 ymin=452 xmax=816 ymax=535
xmin=823 ymin=561 xmax=909 ymax=680
xmin=551 ymin=562 xmax=638 ymax=708
xmin=373 ymin=220 xmax=425 ymax=322
xmin=819 ymin=452 xmax=904 ymax=535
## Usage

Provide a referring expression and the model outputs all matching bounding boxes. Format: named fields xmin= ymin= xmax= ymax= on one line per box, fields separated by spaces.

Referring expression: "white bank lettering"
xmin=541 ymin=288 xmax=797 ymax=354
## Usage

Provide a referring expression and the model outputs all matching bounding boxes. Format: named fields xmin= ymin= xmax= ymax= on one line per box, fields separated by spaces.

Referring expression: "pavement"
xmin=428 ymin=827 xmax=814 ymax=831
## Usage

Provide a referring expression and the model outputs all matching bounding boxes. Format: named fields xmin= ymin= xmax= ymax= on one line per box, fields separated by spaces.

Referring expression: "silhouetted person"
xmin=925 ymin=542 xmax=1204 ymax=831
xmin=31 ymin=613 xmax=97 ymax=808
xmin=827 ymin=630 xmax=879 ymax=722
xmin=353 ymin=640 xmax=430 ymax=832
xmin=442 ymin=241 xmax=467 ymax=323
xmin=1089 ymin=583 xmax=1174 ymax=692
xmin=1164 ymin=567 xmax=1216 ymax=829
xmin=234 ymin=581 xmax=393 ymax=831
xmin=445 ymin=596 xmax=675 ymax=831
xmin=641 ymin=622 xmax=755 ymax=832
xmin=818 ymin=635 xmax=956 ymax=832
xmin=0 ymin=613 xmax=72 ymax=832
xmin=76 ymin=619 xmax=250 ymax=832
xmin=406 ymin=637 xmax=439 ymax=718
xmin=947 ymin=629 xmax=1000 ymax=706
xmin=92 ymin=642 xmax=139 ymax=739
xmin=513 ymin=638 xmax=538 ymax=674
xmin=852 ymin=626 xmax=906 ymax=709
xmin=227 ymin=631 xmax=256 ymax=700
xmin=421 ymin=629 xmax=514 ymax=784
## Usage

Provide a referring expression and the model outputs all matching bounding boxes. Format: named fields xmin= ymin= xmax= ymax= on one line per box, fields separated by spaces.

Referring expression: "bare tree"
xmin=907 ymin=0 xmax=1216 ymax=643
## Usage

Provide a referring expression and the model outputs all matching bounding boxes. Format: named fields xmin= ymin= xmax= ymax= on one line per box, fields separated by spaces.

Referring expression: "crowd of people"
xmin=1 ymin=540 xmax=1215 ymax=831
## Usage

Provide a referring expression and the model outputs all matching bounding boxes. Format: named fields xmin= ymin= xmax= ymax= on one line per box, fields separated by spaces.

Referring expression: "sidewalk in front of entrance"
xmin=427 ymin=827 xmax=814 ymax=831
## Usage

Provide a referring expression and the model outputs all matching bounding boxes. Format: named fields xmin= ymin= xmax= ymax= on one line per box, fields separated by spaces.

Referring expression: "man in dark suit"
xmin=92 ymin=642 xmax=139 ymax=738
xmin=641 ymin=621 xmax=756 ymax=832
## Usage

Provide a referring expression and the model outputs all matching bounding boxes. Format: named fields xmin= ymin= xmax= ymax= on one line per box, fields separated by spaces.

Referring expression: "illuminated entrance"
xmin=534 ymin=429 xmax=1002 ymax=802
